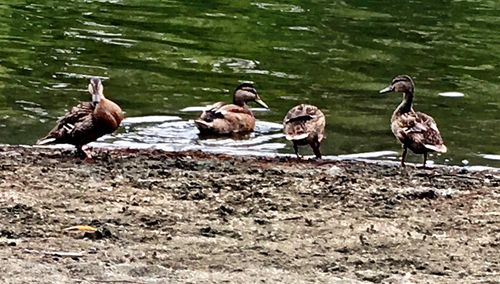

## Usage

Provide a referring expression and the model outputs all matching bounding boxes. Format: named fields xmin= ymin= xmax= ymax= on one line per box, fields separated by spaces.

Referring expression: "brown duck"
xmin=283 ymin=104 xmax=325 ymax=159
xmin=194 ymin=83 xmax=269 ymax=135
xmin=37 ymin=77 xmax=124 ymax=159
xmin=380 ymin=75 xmax=447 ymax=167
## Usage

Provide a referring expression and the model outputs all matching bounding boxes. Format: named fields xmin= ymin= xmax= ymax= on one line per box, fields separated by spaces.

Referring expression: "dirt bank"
xmin=0 ymin=145 xmax=499 ymax=283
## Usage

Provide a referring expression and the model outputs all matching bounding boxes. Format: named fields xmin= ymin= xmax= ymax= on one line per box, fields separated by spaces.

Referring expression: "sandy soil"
xmin=0 ymin=145 xmax=499 ymax=284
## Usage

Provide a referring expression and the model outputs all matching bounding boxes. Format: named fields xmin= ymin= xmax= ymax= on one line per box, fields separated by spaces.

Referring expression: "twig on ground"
xmin=23 ymin=249 xmax=84 ymax=258
xmin=74 ymin=280 xmax=146 ymax=284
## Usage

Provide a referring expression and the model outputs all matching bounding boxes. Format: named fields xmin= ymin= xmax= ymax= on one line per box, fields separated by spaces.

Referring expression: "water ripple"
xmin=212 ymin=57 xmax=259 ymax=73
xmin=96 ymin=116 xmax=284 ymax=156
xmin=251 ymin=3 xmax=305 ymax=13
xmin=64 ymin=29 xmax=137 ymax=47
xmin=0 ymin=0 xmax=499 ymax=167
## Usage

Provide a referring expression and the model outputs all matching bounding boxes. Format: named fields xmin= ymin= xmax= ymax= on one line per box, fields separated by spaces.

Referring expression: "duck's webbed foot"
xmin=400 ymin=146 xmax=408 ymax=168
xmin=76 ymin=146 xmax=93 ymax=160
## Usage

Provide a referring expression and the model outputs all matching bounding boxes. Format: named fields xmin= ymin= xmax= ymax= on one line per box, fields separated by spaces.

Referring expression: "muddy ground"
xmin=0 ymin=145 xmax=499 ymax=284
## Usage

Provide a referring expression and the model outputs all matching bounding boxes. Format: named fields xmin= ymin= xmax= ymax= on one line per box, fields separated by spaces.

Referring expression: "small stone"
xmin=327 ymin=166 xmax=343 ymax=176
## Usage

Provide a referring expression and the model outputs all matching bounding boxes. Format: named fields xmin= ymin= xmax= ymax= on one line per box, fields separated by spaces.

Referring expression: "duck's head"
xmin=233 ymin=82 xmax=269 ymax=109
xmin=88 ymin=77 xmax=104 ymax=103
xmin=379 ymin=75 xmax=414 ymax=94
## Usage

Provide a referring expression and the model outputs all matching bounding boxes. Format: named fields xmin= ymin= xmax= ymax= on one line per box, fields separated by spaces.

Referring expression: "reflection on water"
xmin=437 ymin=92 xmax=465 ymax=98
xmin=0 ymin=0 xmax=499 ymax=167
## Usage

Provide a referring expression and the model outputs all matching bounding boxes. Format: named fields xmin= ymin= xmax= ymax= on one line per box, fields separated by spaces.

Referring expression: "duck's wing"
xmin=37 ymin=102 xmax=95 ymax=145
xmin=283 ymin=104 xmax=325 ymax=141
xmin=199 ymin=102 xmax=254 ymax=120
xmin=198 ymin=102 xmax=227 ymax=122
xmin=195 ymin=103 xmax=255 ymax=134
xmin=394 ymin=111 xmax=447 ymax=152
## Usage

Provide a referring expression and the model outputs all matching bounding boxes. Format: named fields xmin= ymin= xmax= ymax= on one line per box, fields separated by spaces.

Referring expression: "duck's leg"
xmin=422 ymin=152 xmax=428 ymax=168
xmin=293 ymin=142 xmax=301 ymax=159
xmin=401 ymin=146 xmax=408 ymax=167
xmin=311 ymin=140 xmax=322 ymax=159
xmin=75 ymin=146 xmax=85 ymax=158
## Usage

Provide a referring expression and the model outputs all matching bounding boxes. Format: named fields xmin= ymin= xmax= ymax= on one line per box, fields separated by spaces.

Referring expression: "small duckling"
xmin=283 ymin=104 xmax=325 ymax=159
xmin=380 ymin=75 xmax=447 ymax=167
xmin=194 ymin=83 xmax=269 ymax=135
xmin=37 ymin=77 xmax=124 ymax=159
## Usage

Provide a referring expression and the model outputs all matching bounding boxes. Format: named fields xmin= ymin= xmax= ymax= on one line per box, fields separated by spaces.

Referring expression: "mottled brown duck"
xmin=380 ymin=75 xmax=447 ymax=167
xmin=283 ymin=104 xmax=325 ymax=159
xmin=194 ymin=83 xmax=269 ymax=135
xmin=37 ymin=77 xmax=124 ymax=159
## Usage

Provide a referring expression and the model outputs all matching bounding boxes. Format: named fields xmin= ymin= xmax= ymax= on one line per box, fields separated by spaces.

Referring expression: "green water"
xmin=0 ymin=1 xmax=499 ymax=167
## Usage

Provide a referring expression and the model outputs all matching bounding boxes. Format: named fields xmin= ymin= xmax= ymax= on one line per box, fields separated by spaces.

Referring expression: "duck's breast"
xmin=93 ymin=98 xmax=124 ymax=134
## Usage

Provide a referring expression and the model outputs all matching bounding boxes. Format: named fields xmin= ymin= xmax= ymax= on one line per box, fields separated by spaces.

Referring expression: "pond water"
xmin=0 ymin=0 xmax=499 ymax=167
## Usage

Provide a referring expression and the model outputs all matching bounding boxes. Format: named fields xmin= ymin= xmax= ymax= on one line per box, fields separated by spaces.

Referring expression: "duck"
xmin=379 ymin=75 xmax=447 ymax=167
xmin=283 ymin=104 xmax=325 ymax=159
xmin=194 ymin=83 xmax=269 ymax=135
xmin=36 ymin=77 xmax=124 ymax=159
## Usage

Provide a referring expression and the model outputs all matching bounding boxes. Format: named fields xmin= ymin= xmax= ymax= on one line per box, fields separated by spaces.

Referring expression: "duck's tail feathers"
xmin=36 ymin=137 xmax=57 ymax=145
xmin=285 ymin=133 xmax=309 ymax=141
xmin=424 ymin=144 xmax=447 ymax=153
xmin=285 ymin=115 xmax=315 ymax=124
xmin=194 ymin=120 xmax=213 ymax=131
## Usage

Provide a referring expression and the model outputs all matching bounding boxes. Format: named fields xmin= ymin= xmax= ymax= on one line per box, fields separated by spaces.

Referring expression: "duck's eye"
xmin=391 ymin=79 xmax=405 ymax=85
xmin=242 ymin=87 xmax=257 ymax=94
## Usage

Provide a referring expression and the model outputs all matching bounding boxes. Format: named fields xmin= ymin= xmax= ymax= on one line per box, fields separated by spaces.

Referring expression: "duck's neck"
xmin=92 ymin=93 xmax=105 ymax=106
xmin=395 ymin=91 xmax=414 ymax=115
xmin=232 ymin=97 xmax=247 ymax=107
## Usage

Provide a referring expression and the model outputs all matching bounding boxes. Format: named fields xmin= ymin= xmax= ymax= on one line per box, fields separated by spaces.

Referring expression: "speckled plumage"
xmin=37 ymin=78 xmax=123 ymax=158
xmin=283 ymin=104 xmax=325 ymax=159
xmin=194 ymin=83 xmax=268 ymax=135
xmin=380 ymin=75 xmax=447 ymax=167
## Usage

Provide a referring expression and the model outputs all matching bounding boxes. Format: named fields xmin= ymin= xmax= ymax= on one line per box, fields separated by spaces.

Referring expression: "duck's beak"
xmin=255 ymin=98 xmax=269 ymax=109
xmin=89 ymin=80 xmax=103 ymax=103
xmin=379 ymin=85 xmax=394 ymax=94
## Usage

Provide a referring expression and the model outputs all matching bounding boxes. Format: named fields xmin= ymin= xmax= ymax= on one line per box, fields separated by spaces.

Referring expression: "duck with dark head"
xmin=194 ymin=82 xmax=269 ymax=135
xmin=37 ymin=77 xmax=124 ymax=159
xmin=380 ymin=75 xmax=447 ymax=168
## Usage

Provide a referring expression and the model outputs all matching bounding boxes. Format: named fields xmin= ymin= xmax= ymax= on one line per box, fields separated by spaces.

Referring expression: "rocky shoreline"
xmin=1 ymin=145 xmax=499 ymax=283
